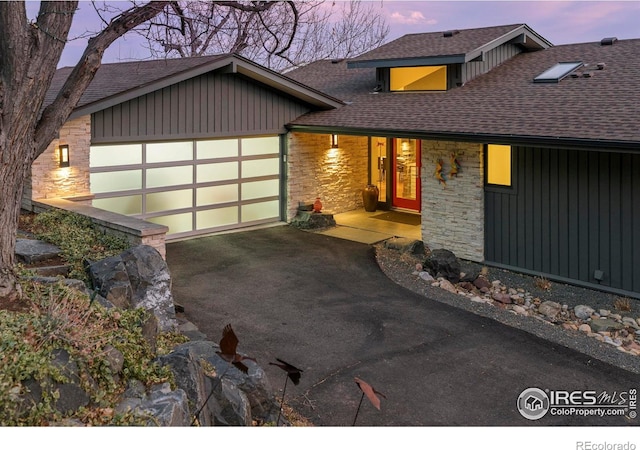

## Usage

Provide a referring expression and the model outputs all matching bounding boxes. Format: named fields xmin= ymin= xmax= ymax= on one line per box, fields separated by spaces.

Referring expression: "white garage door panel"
xmin=90 ymin=136 xmax=281 ymax=238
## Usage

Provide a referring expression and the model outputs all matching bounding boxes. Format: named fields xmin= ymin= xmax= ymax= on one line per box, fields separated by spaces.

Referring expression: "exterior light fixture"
xmin=330 ymin=134 xmax=339 ymax=148
xmin=58 ymin=144 xmax=70 ymax=167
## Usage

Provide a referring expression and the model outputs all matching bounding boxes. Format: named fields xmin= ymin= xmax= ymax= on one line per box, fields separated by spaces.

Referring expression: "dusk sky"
xmin=24 ymin=1 xmax=640 ymax=68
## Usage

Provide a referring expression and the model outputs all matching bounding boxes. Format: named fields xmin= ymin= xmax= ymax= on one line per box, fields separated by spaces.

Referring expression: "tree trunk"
xmin=0 ymin=1 xmax=170 ymax=301
xmin=0 ymin=146 xmax=27 ymax=301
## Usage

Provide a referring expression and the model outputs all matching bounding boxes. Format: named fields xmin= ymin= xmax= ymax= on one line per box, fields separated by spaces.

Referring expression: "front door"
xmin=392 ymin=138 xmax=421 ymax=211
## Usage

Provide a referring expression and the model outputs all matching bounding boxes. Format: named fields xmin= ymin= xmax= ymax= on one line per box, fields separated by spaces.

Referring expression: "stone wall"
xmin=286 ymin=132 xmax=368 ymax=220
xmin=32 ymin=198 xmax=169 ymax=260
xmin=421 ymin=140 xmax=484 ymax=262
xmin=24 ymin=115 xmax=93 ymax=209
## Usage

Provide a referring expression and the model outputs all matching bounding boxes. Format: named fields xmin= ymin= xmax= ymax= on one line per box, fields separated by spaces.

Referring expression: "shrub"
xmin=31 ymin=209 xmax=130 ymax=281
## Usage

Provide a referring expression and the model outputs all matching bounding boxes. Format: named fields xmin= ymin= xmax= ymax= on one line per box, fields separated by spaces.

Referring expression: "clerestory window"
xmin=390 ymin=66 xmax=447 ymax=91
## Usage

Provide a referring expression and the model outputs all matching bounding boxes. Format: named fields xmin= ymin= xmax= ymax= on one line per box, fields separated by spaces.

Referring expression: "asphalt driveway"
xmin=166 ymin=225 xmax=638 ymax=426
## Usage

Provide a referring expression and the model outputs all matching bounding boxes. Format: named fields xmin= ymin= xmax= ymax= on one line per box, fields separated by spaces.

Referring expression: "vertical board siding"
xmin=92 ymin=72 xmax=310 ymax=142
xmin=463 ymin=44 xmax=521 ymax=84
xmin=486 ymin=146 xmax=640 ymax=293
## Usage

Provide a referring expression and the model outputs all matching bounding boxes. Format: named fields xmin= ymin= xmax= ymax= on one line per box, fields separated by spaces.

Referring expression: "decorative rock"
xmin=473 ymin=277 xmax=491 ymax=291
xmin=438 ymin=279 xmax=457 ymax=294
xmin=590 ymin=318 xmax=624 ymax=333
xmin=418 ymin=271 xmax=435 ymax=282
xmin=603 ymin=336 xmax=622 ymax=347
xmin=491 ymin=292 xmax=512 ymax=304
xmin=458 ymin=281 xmax=476 ymax=292
xmin=599 ymin=309 xmax=610 ymax=317
xmin=289 ymin=211 xmax=336 ymax=229
xmin=424 ymin=249 xmax=461 ymax=283
xmin=459 ymin=261 xmax=481 ymax=283
xmin=116 ymin=382 xmax=191 ymax=426
xmin=574 ymin=305 xmax=595 ymax=320
xmin=383 ymin=237 xmax=426 ymax=256
xmin=538 ymin=301 xmax=562 ymax=319
xmin=15 ymin=239 xmax=63 ymax=264
xmin=103 ymin=344 xmax=125 ymax=375
xmin=88 ymin=245 xmax=178 ymax=332
xmin=512 ymin=305 xmax=527 ymax=315
xmin=578 ymin=324 xmax=592 ymax=333
xmin=157 ymin=341 xmax=280 ymax=426
xmin=622 ymin=317 xmax=639 ymax=329
xmin=609 ymin=313 xmax=622 ymax=321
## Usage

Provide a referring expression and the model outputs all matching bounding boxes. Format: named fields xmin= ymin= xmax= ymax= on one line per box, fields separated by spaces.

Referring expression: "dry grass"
xmin=613 ymin=297 xmax=632 ymax=312
xmin=534 ymin=276 xmax=552 ymax=291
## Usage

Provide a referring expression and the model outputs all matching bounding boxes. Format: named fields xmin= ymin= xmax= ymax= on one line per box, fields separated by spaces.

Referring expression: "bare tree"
xmin=0 ymin=1 xmax=286 ymax=301
xmin=137 ymin=0 xmax=389 ymax=71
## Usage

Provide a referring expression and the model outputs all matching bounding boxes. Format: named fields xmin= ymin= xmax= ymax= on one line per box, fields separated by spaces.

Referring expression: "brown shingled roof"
xmin=287 ymin=38 xmax=640 ymax=146
xmin=45 ymin=55 xmax=230 ymax=110
xmin=46 ymin=53 xmax=342 ymax=117
xmin=348 ymin=24 xmax=551 ymax=68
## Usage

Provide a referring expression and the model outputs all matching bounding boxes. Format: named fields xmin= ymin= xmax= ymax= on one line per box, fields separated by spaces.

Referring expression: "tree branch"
xmin=34 ymin=1 xmax=171 ymax=155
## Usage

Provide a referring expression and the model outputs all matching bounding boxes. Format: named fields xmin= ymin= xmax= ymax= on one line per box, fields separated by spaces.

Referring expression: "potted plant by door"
xmin=362 ymin=184 xmax=379 ymax=212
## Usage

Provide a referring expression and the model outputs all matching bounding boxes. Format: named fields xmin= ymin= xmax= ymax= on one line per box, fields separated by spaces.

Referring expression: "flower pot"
xmin=362 ymin=185 xmax=379 ymax=212
xmin=313 ymin=197 xmax=323 ymax=213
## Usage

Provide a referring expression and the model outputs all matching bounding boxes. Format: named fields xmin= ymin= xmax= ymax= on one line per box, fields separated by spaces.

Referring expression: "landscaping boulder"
xmin=157 ymin=341 xmax=280 ymax=426
xmin=87 ymin=245 xmax=177 ymax=332
xmin=115 ymin=382 xmax=191 ymax=426
xmin=17 ymin=349 xmax=91 ymax=417
xmin=383 ymin=237 xmax=426 ymax=256
xmin=424 ymin=249 xmax=461 ymax=283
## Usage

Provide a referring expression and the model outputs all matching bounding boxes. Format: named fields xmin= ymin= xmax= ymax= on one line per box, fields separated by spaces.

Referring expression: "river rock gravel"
xmin=374 ymin=243 xmax=640 ymax=375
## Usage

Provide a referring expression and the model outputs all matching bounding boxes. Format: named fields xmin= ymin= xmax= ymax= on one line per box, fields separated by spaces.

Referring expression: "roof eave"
xmin=347 ymin=54 xmax=467 ymax=69
xmin=287 ymin=124 xmax=640 ymax=151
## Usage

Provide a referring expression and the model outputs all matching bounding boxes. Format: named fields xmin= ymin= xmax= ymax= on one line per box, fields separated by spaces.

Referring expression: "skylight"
xmin=533 ymin=62 xmax=583 ymax=83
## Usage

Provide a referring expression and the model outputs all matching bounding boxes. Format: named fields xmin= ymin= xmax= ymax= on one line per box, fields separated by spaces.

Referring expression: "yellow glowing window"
xmin=487 ymin=144 xmax=512 ymax=186
xmin=390 ymin=66 xmax=447 ymax=91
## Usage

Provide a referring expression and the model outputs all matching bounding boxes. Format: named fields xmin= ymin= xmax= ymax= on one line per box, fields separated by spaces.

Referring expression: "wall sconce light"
xmin=58 ymin=144 xmax=70 ymax=168
xmin=330 ymin=134 xmax=339 ymax=148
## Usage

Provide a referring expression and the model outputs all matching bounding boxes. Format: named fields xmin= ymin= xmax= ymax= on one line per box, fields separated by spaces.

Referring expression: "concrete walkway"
xmin=166 ymin=226 xmax=638 ymax=426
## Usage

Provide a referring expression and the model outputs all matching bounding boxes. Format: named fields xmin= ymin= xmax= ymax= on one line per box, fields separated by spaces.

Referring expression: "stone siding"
xmin=421 ymin=141 xmax=485 ymax=262
xmin=24 ymin=115 xmax=92 ymax=208
xmin=287 ymin=132 xmax=368 ymax=220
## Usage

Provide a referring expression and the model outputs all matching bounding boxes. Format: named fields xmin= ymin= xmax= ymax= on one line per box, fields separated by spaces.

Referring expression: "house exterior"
xmin=26 ymin=54 xmax=341 ymax=248
xmin=26 ymin=24 xmax=640 ymax=298
xmin=285 ymin=24 xmax=640 ymax=298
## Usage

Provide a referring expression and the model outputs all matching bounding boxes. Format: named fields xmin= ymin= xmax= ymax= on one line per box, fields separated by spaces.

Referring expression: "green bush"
xmin=32 ymin=209 xmax=130 ymax=281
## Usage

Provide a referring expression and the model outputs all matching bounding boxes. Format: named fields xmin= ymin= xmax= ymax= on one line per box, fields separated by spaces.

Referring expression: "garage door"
xmin=90 ymin=136 xmax=281 ymax=239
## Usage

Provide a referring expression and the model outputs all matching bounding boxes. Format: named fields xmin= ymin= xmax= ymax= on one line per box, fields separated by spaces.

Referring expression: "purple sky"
xmin=33 ymin=1 xmax=640 ymax=68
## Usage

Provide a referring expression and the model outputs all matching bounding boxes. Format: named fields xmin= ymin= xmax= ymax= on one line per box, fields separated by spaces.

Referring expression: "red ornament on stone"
xmin=313 ymin=197 xmax=322 ymax=213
